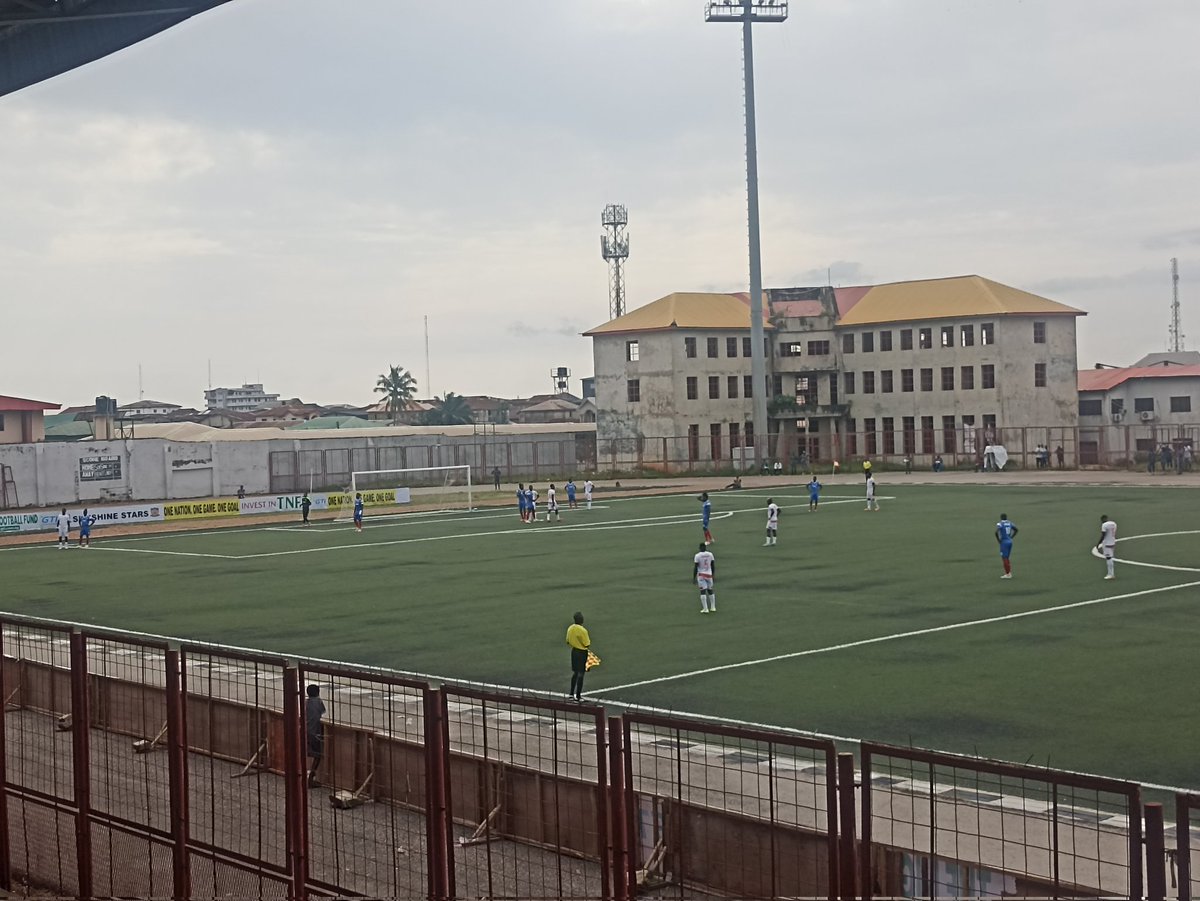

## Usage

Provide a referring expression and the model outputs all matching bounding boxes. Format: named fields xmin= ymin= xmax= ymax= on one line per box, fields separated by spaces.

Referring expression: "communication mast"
xmin=601 ymin=204 xmax=630 ymax=320
xmin=1169 ymin=258 xmax=1184 ymax=352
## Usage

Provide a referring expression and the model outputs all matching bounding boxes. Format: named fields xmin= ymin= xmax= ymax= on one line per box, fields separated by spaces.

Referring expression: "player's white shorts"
xmin=1102 ymin=545 xmax=1115 ymax=559
xmin=58 ymin=527 xmax=69 ymax=538
xmin=548 ymin=500 xmax=558 ymax=512
xmin=697 ymin=576 xmax=713 ymax=590
xmin=767 ymin=519 xmax=778 ymax=529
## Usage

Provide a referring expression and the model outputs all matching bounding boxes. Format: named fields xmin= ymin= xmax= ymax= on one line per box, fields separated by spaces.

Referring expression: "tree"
xmin=375 ymin=365 xmax=417 ymax=425
xmin=420 ymin=392 xmax=474 ymax=426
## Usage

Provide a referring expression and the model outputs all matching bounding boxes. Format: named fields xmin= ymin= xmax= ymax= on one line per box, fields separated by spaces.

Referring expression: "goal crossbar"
xmin=334 ymin=464 xmax=473 ymax=521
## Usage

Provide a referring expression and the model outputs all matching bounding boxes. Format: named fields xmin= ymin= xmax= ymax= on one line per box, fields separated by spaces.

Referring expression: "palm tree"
xmin=375 ymin=365 xmax=417 ymax=425
xmin=421 ymin=392 xmax=474 ymax=426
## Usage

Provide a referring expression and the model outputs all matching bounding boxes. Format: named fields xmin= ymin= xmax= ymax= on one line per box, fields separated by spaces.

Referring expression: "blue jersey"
xmin=566 ymin=483 xmax=576 ymax=500
xmin=354 ymin=498 xmax=364 ymax=518
xmin=702 ymin=499 xmax=711 ymax=527
xmin=517 ymin=489 xmax=527 ymax=510
xmin=526 ymin=488 xmax=535 ymax=507
xmin=79 ymin=514 xmax=93 ymax=535
xmin=996 ymin=519 xmax=1016 ymax=542
xmin=808 ymin=480 xmax=822 ymax=498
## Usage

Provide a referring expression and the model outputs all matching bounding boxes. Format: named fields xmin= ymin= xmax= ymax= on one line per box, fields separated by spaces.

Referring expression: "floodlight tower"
xmin=705 ymin=0 xmax=787 ymax=467
xmin=601 ymin=204 xmax=630 ymax=320
xmin=1169 ymin=257 xmax=1184 ymax=352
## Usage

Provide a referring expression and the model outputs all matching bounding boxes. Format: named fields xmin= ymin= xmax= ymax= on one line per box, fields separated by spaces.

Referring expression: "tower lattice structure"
xmin=601 ymin=204 xmax=630 ymax=320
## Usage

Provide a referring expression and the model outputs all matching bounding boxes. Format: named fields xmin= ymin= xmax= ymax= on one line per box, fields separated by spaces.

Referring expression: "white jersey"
xmin=766 ymin=503 xmax=779 ymax=527
xmin=865 ymin=477 xmax=876 ymax=498
xmin=547 ymin=487 xmax=557 ymax=509
xmin=694 ymin=550 xmax=715 ymax=579
xmin=57 ymin=513 xmax=70 ymax=536
xmin=1100 ymin=520 xmax=1117 ymax=548
xmin=584 ymin=480 xmax=593 ymax=498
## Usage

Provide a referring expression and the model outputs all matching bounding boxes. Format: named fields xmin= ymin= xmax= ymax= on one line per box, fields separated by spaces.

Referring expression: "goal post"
xmin=332 ymin=464 xmax=473 ymax=522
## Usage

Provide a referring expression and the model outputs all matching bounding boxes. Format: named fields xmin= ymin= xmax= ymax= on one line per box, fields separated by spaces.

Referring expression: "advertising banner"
xmin=163 ymin=498 xmax=243 ymax=520
xmin=1 ymin=504 xmax=164 ymax=534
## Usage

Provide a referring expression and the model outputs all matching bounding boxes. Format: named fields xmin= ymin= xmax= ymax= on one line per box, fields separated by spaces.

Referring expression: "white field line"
xmin=1087 ymin=529 xmax=1200 ymax=573
xmin=589 ymin=578 xmax=1200 ymax=695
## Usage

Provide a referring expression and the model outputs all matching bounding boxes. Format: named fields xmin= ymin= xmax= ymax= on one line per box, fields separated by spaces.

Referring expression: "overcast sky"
xmin=3 ymin=0 xmax=1197 ymax=409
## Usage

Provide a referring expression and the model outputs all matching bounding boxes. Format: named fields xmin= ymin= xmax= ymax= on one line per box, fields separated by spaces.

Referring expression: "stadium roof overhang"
xmin=0 ymin=0 xmax=236 ymax=97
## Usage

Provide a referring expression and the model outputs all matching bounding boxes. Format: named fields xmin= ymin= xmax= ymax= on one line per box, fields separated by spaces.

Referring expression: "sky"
xmin=3 ymin=0 xmax=1198 ymax=410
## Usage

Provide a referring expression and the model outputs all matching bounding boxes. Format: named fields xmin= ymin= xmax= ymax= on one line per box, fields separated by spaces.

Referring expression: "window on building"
xmin=685 ymin=337 xmax=697 ymax=358
xmin=796 ymin=376 xmax=814 ymax=405
xmin=1034 ymin=363 xmax=1047 ymax=388
xmin=864 ymin=418 xmax=877 ymax=456
xmin=902 ymin=416 xmax=916 ymax=454
xmin=981 ymin=322 xmax=995 ymax=345
xmin=982 ymin=413 xmax=996 ymax=432
xmin=742 ymin=337 xmax=752 ymax=357
xmin=882 ymin=417 xmax=896 ymax=455
xmin=942 ymin=415 xmax=957 ymax=453
xmin=1133 ymin=397 xmax=1155 ymax=413
xmin=846 ymin=420 xmax=857 ymax=457
xmin=900 ymin=329 xmax=913 ymax=351
xmin=807 ymin=340 xmax=830 ymax=355
xmin=1033 ymin=321 xmax=1046 ymax=344
xmin=707 ymin=337 xmax=719 ymax=358
xmin=829 ymin=373 xmax=839 ymax=405
xmin=780 ymin=342 xmax=803 ymax=357
xmin=921 ymin=416 xmax=935 ymax=453
xmin=688 ymin=424 xmax=700 ymax=461
xmin=729 ymin=421 xmax=741 ymax=447
xmin=941 ymin=326 xmax=954 ymax=348
xmin=879 ymin=330 xmax=893 ymax=352
xmin=0 ymin=414 xmax=5 ymax=431
xmin=961 ymin=325 xmax=974 ymax=347
xmin=901 ymin=369 xmax=914 ymax=392
xmin=920 ymin=368 xmax=934 ymax=392
xmin=709 ymin=375 xmax=721 ymax=399
xmin=843 ymin=372 xmax=856 ymax=395
xmin=1110 ymin=398 xmax=1125 ymax=416
xmin=1170 ymin=396 xmax=1192 ymax=413
xmin=862 ymin=332 xmax=875 ymax=353
xmin=981 ymin=364 xmax=996 ymax=389
xmin=881 ymin=370 xmax=894 ymax=393
xmin=1079 ymin=399 xmax=1103 ymax=416
xmin=919 ymin=328 xmax=932 ymax=349
xmin=772 ymin=375 xmax=783 ymax=396
xmin=744 ymin=419 xmax=754 ymax=450
xmin=743 ymin=375 xmax=754 ymax=399
xmin=961 ymin=366 xmax=974 ymax=390
xmin=710 ymin=423 xmax=722 ymax=461
xmin=863 ymin=371 xmax=876 ymax=394
xmin=626 ymin=341 xmax=639 ymax=362
xmin=727 ymin=376 xmax=739 ymax=399
xmin=686 ymin=377 xmax=698 ymax=400
xmin=941 ymin=367 xmax=954 ymax=390
xmin=626 ymin=379 xmax=640 ymax=402
xmin=842 ymin=333 xmax=855 ymax=354
xmin=726 ymin=337 xmax=738 ymax=357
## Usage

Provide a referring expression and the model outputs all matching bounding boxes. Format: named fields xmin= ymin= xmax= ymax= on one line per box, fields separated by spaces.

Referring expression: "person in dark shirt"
xmin=301 ymin=493 xmax=312 ymax=525
xmin=305 ymin=684 xmax=326 ymax=787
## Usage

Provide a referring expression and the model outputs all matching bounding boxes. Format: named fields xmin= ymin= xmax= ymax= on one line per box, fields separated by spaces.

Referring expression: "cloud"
xmin=1143 ymin=228 xmax=1200 ymax=251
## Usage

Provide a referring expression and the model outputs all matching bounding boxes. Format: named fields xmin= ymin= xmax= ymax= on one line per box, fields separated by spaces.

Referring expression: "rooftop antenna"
xmin=601 ymin=204 xmax=630 ymax=320
xmin=138 ymin=363 xmax=144 ymax=401
xmin=1169 ymin=257 xmax=1184 ymax=352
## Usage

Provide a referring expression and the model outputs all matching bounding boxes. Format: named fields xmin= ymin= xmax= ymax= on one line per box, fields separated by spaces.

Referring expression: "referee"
xmin=565 ymin=612 xmax=590 ymax=702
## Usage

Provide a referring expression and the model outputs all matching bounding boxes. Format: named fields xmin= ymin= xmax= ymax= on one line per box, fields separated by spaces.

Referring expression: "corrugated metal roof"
xmin=834 ymin=275 xmax=1084 ymax=326
xmin=127 ymin=422 xmax=596 ymax=443
xmin=584 ymin=292 xmax=773 ymax=336
xmin=1077 ymin=364 xmax=1200 ymax=392
xmin=0 ymin=395 xmax=59 ymax=412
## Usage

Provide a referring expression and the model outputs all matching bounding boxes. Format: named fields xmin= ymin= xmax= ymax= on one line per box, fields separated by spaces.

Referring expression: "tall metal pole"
xmin=741 ymin=2 xmax=769 ymax=465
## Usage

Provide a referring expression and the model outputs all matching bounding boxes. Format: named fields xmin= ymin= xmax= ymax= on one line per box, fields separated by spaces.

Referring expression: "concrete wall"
xmin=0 ymin=428 xmax=596 ymax=508
xmin=0 ymin=411 xmax=44 ymax=445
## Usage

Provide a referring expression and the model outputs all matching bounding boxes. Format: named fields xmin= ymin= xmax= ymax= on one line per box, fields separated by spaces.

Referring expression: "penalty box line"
xmin=589 ymin=577 xmax=1200 ymax=696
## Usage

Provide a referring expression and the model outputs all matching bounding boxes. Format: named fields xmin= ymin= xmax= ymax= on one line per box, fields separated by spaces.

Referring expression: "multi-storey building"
xmin=203 ymin=383 xmax=282 ymax=413
xmin=586 ymin=275 xmax=1084 ymax=467
xmin=1076 ymin=359 xmax=1200 ymax=463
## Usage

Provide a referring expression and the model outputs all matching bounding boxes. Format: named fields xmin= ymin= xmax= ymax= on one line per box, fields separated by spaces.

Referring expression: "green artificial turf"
xmin=3 ymin=480 xmax=1198 ymax=788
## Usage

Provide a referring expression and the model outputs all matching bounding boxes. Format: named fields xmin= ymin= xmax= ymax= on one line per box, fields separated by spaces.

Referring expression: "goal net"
xmin=332 ymin=465 xmax=473 ymax=522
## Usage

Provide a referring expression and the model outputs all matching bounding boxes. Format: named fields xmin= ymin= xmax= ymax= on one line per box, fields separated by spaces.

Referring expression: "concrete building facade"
xmin=586 ymin=276 xmax=1084 ymax=469
xmin=1076 ymin=363 xmax=1200 ymax=463
xmin=203 ymin=383 xmax=281 ymax=413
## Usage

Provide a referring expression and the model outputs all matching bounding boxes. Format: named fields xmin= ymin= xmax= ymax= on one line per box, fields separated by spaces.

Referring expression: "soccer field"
xmin=3 ymin=479 xmax=1198 ymax=790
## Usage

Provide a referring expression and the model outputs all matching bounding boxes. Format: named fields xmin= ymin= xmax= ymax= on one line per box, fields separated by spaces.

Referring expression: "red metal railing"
xmin=0 ymin=613 xmax=1190 ymax=900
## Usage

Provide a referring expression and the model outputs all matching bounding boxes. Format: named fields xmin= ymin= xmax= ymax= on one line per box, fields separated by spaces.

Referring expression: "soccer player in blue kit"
xmin=995 ymin=513 xmax=1019 ymax=579
xmin=807 ymin=476 xmax=822 ymax=512
xmin=699 ymin=492 xmax=713 ymax=545
xmin=353 ymin=493 xmax=364 ymax=532
xmin=565 ymin=479 xmax=577 ymax=509
xmin=79 ymin=509 xmax=94 ymax=548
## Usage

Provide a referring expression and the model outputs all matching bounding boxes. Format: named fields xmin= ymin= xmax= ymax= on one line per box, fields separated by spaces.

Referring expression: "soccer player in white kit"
xmin=763 ymin=499 xmax=779 ymax=546
xmin=692 ymin=542 xmax=716 ymax=613
xmin=584 ymin=479 xmax=594 ymax=510
xmin=865 ymin=475 xmax=879 ymax=511
xmin=56 ymin=507 xmax=71 ymax=549
xmin=1096 ymin=514 xmax=1118 ymax=579
xmin=546 ymin=484 xmax=561 ymax=522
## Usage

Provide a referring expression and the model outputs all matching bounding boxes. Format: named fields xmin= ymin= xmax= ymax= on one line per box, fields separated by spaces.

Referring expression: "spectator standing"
xmin=305 ymin=684 xmax=326 ymax=787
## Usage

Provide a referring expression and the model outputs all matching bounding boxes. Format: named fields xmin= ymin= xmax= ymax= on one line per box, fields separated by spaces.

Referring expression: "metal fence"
xmin=0 ymin=613 xmax=1194 ymax=900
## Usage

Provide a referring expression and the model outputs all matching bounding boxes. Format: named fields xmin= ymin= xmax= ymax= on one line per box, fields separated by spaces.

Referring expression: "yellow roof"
xmin=835 ymin=275 xmax=1084 ymax=326
xmin=584 ymin=292 xmax=772 ymax=336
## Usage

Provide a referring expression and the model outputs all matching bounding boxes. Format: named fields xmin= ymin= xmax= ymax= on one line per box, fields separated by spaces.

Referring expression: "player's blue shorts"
xmin=354 ymin=512 xmax=363 ymax=523
xmin=80 ymin=528 xmax=90 ymax=538
xmin=999 ymin=540 xmax=1012 ymax=559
